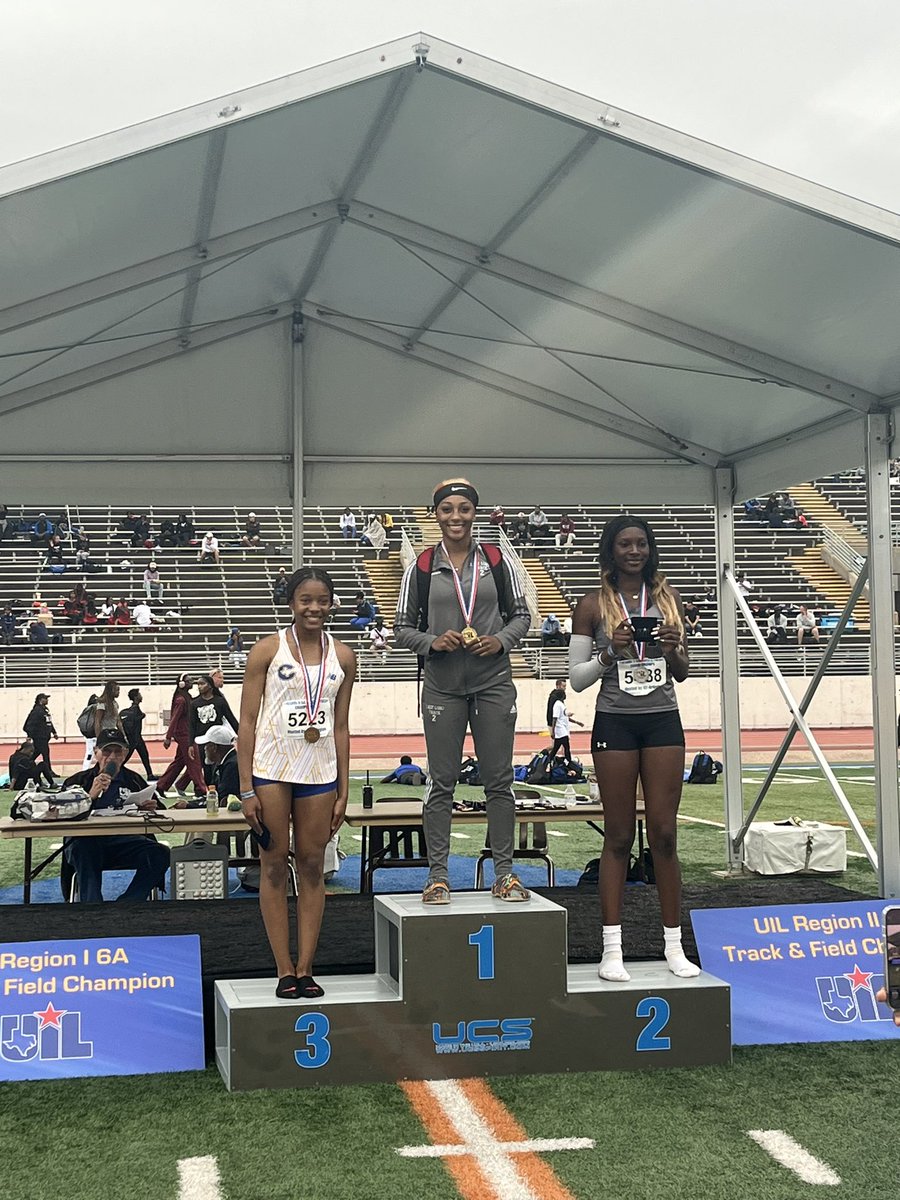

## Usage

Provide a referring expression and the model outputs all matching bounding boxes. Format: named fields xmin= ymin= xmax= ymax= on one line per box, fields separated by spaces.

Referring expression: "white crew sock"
xmin=598 ymin=925 xmax=631 ymax=982
xmin=664 ymin=925 xmax=700 ymax=978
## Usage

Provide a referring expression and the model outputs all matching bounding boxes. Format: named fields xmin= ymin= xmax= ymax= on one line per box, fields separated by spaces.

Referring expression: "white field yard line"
xmin=177 ymin=1156 xmax=222 ymax=1200
xmin=398 ymin=1137 xmax=595 ymax=1158
xmin=747 ymin=1130 xmax=841 ymax=1185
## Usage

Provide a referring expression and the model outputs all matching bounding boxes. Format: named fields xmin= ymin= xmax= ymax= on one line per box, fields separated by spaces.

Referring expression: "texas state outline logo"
xmin=0 ymin=1003 xmax=94 ymax=1063
xmin=815 ymin=965 xmax=891 ymax=1024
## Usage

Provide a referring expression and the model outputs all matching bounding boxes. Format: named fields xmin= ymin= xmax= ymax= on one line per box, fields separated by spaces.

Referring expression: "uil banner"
xmin=692 ymin=899 xmax=899 ymax=1045
xmin=0 ymin=935 xmax=204 ymax=1080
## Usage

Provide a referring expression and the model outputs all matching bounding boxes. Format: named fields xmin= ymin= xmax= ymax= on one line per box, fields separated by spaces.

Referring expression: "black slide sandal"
xmin=296 ymin=975 xmax=325 ymax=999
xmin=275 ymin=975 xmax=300 ymax=999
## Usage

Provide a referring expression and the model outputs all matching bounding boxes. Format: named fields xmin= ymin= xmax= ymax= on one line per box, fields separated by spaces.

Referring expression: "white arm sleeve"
xmin=569 ymin=633 xmax=603 ymax=693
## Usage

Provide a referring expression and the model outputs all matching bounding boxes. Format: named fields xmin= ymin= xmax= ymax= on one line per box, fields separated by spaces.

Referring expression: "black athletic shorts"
xmin=591 ymin=708 xmax=684 ymax=752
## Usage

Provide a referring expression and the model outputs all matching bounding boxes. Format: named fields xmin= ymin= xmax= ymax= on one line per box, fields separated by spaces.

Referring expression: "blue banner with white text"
xmin=0 ymin=935 xmax=204 ymax=1080
xmin=692 ymin=899 xmax=899 ymax=1045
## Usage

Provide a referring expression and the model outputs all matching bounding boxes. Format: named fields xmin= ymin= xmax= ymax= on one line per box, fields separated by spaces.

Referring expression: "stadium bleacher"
xmin=0 ymin=481 xmax=889 ymax=688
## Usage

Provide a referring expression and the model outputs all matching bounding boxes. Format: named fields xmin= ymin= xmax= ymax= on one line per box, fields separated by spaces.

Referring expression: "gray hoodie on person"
xmin=394 ymin=542 xmax=531 ymax=696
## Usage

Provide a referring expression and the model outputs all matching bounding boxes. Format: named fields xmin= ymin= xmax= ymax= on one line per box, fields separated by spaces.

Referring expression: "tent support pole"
xmin=714 ymin=468 xmax=744 ymax=870
xmin=291 ymin=309 xmax=305 ymax=567
xmin=735 ymin=561 xmax=870 ymax=849
xmin=866 ymin=412 xmax=900 ymax=895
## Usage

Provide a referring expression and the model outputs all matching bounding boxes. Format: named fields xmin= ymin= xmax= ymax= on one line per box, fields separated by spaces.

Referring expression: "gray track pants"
xmin=421 ymin=677 xmax=518 ymax=883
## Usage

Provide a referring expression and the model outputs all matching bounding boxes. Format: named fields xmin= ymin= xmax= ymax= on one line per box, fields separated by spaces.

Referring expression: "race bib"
xmin=282 ymin=698 xmax=333 ymax=738
xmin=617 ymin=657 xmax=666 ymax=697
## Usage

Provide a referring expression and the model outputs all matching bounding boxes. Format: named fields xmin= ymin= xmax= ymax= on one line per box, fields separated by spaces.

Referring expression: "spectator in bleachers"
xmin=560 ymin=613 xmax=572 ymax=644
xmin=28 ymin=620 xmax=51 ymax=649
xmin=45 ymin=534 xmax=65 ymax=569
xmin=118 ymin=511 xmax=138 ymax=535
xmin=159 ymin=518 xmax=178 ymax=547
xmin=82 ymin=594 xmax=99 ymax=625
xmin=241 ymin=512 xmax=263 ymax=547
xmin=60 ymin=589 xmax=85 ymax=624
xmin=736 ymin=572 xmax=754 ymax=597
xmin=0 ymin=503 xmax=9 ymax=541
xmin=489 ymin=504 xmax=506 ymax=529
xmin=541 ymin=613 xmax=565 ymax=647
xmin=98 ymin=595 xmax=115 ymax=621
xmin=763 ymin=494 xmax=783 ymax=527
xmin=359 ymin=514 xmax=386 ymax=553
xmin=225 ymin=626 xmax=247 ymax=667
xmin=555 ymin=512 xmax=576 ymax=549
xmin=109 ymin=597 xmax=131 ymax=626
xmin=143 ymin=561 xmax=163 ymax=600
xmin=130 ymin=513 xmax=152 ymax=547
xmin=742 ymin=497 xmax=763 ymax=521
xmin=683 ymin=598 xmax=703 ymax=638
xmin=30 ymin=513 xmax=54 ymax=544
xmin=350 ymin=591 xmax=376 ymax=630
xmin=380 ymin=512 xmax=394 ymax=542
xmin=175 ymin=514 xmax=195 ymax=545
xmin=796 ymin=605 xmax=820 ymax=646
xmin=1 ymin=604 xmax=17 ymax=644
xmin=197 ymin=531 xmax=220 ymax=564
xmin=528 ymin=505 xmax=551 ymax=544
xmin=368 ymin=616 xmax=392 ymax=662
xmin=75 ymin=532 xmax=98 ymax=573
xmin=339 ymin=507 xmax=357 ymax=540
xmin=131 ymin=600 xmax=157 ymax=630
xmin=272 ymin=567 xmax=289 ymax=605
xmin=766 ymin=605 xmax=788 ymax=643
xmin=510 ymin=511 xmax=529 ymax=545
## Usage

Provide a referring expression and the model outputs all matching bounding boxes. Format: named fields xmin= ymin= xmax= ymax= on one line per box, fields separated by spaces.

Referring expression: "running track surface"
xmin=0 ymin=727 xmax=878 ymax=771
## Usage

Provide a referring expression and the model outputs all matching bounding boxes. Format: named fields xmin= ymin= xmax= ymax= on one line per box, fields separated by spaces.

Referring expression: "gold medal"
xmin=461 ymin=625 xmax=479 ymax=645
xmin=304 ymin=727 xmax=320 ymax=744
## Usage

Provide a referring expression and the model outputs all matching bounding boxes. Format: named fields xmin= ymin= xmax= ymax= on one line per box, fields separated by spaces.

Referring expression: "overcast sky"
xmin=2 ymin=0 xmax=898 ymax=211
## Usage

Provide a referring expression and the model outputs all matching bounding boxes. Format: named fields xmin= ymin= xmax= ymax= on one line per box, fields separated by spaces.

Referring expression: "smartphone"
xmin=629 ymin=617 xmax=658 ymax=643
xmin=249 ymin=822 xmax=272 ymax=851
xmin=884 ymin=905 xmax=900 ymax=1009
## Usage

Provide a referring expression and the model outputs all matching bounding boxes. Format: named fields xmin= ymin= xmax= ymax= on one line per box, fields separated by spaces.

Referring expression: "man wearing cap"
xmin=22 ymin=692 xmax=57 ymax=788
xmin=61 ymin=729 xmax=169 ymax=902
xmin=241 ymin=513 xmax=263 ymax=547
xmin=195 ymin=724 xmax=239 ymax=802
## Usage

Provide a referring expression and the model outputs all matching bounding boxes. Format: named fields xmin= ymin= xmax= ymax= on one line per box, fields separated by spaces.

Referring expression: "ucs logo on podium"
xmin=432 ymin=1017 xmax=533 ymax=1054
xmin=1 ymin=1004 xmax=93 ymax=1064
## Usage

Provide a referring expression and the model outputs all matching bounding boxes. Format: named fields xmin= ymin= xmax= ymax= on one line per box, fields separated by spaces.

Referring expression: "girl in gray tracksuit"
xmin=394 ymin=480 xmax=532 ymax=903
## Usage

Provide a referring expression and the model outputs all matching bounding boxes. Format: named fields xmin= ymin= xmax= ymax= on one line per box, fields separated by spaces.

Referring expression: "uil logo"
xmin=278 ymin=664 xmax=297 ymax=681
xmin=815 ymin=967 xmax=891 ymax=1024
xmin=0 ymin=1004 xmax=93 ymax=1064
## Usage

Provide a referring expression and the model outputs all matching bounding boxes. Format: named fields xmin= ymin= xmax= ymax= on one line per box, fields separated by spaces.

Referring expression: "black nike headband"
xmin=433 ymin=483 xmax=479 ymax=508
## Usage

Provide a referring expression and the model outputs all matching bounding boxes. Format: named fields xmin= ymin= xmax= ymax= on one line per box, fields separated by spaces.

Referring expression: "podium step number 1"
xmin=216 ymin=894 xmax=731 ymax=1091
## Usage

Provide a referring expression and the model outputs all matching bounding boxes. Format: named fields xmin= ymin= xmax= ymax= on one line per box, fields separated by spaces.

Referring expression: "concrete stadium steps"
xmin=788 ymin=544 xmax=871 ymax=624
xmin=411 ymin=507 xmax=442 ymax=545
xmin=363 ymin=553 xmax=404 ymax=622
xmin=519 ymin=553 xmax=569 ymax=622
xmin=788 ymin=483 xmax=867 ymax=546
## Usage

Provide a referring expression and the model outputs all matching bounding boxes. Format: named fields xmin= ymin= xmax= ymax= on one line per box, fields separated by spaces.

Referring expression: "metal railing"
xmin=820 ymin=525 xmax=867 ymax=593
xmin=496 ymin=527 xmax=541 ymax=630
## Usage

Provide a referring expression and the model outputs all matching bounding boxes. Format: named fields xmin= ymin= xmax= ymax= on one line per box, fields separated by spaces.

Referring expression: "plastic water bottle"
xmin=564 ymin=783 xmax=577 ymax=804
xmin=205 ymin=786 xmax=219 ymax=817
xmin=588 ymin=778 xmax=600 ymax=802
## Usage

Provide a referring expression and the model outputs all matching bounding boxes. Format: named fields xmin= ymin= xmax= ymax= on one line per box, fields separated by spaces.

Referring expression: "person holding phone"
xmin=568 ymin=514 xmax=697 ymax=981
xmin=238 ymin=567 xmax=356 ymax=1000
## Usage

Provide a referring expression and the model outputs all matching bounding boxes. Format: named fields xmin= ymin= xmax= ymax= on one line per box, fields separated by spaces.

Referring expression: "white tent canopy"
xmin=1 ymin=34 xmax=899 ymax=507
xmin=2 ymin=34 xmax=899 ymax=894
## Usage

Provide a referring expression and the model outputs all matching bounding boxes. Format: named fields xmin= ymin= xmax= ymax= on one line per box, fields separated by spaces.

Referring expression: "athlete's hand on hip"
xmin=431 ymin=630 xmax=464 ymax=653
xmin=466 ymin=634 xmax=503 ymax=656
xmin=331 ymin=795 xmax=347 ymax=835
xmin=610 ymin=619 xmax=634 ymax=654
xmin=241 ymin=793 xmax=263 ymax=833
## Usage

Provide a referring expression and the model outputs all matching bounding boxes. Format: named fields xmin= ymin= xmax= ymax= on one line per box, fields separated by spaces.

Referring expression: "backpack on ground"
xmin=550 ymin=758 xmax=584 ymax=783
xmin=525 ymin=750 xmax=553 ymax=785
xmin=76 ymin=703 xmax=97 ymax=738
xmin=458 ymin=757 xmax=481 ymax=786
xmin=686 ymin=751 xmax=722 ymax=784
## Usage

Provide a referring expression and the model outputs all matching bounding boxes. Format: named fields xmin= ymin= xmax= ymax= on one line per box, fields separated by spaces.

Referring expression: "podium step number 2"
xmin=216 ymin=894 xmax=731 ymax=1091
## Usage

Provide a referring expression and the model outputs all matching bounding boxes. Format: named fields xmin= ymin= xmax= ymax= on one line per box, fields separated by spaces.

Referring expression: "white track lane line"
xmin=425 ymin=1078 xmax=542 ymax=1200
xmin=747 ymin=1130 xmax=841 ymax=1185
xmin=177 ymin=1156 xmax=223 ymax=1200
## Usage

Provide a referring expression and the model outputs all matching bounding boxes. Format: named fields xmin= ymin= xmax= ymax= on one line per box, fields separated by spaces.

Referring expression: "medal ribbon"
xmin=290 ymin=626 xmax=328 ymax=723
xmin=618 ymin=584 xmax=648 ymax=663
xmin=441 ymin=542 xmax=480 ymax=628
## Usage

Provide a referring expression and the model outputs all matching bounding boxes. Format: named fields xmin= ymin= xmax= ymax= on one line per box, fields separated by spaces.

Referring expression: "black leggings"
xmin=551 ymin=736 xmax=571 ymax=762
xmin=125 ymin=737 xmax=153 ymax=777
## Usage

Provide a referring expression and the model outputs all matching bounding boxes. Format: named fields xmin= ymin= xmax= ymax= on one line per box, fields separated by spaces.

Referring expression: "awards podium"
xmin=215 ymin=893 xmax=731 ymax=1091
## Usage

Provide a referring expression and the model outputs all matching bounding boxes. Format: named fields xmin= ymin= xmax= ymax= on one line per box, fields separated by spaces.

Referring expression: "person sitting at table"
xmin=61 ymin=729 xmax=169 ymax=902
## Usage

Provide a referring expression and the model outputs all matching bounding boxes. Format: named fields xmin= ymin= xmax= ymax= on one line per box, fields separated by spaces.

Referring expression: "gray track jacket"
xmin=394 ymin=542 xmax=531 ymax=695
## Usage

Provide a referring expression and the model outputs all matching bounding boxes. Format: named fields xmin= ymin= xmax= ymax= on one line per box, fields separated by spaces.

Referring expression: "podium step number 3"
xmin=216 ymin=894 xmax=731 ymax=1091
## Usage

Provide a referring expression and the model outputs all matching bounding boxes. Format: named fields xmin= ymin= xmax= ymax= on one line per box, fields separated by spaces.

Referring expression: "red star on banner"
xmin=34 ymin=1002 xmax=66 ymax=1028
xmin=845 ymin=964 xmax=873 ymax=991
